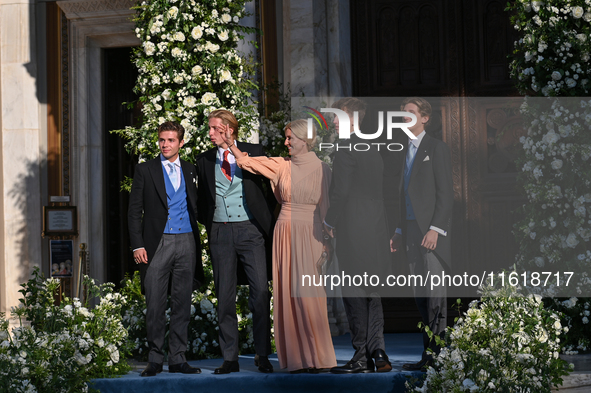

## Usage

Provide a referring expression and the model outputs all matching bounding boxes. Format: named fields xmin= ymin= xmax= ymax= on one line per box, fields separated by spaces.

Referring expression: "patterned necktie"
xmin=168 ymin=162 xmax=178 ymax=191
xmin=405 ymin=142 xmax=417 ymax=176
xmin=221 ymin=150 xmax=232 ymax=181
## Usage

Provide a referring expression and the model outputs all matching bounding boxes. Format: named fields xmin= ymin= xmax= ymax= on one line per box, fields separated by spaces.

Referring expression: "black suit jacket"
xmin=195 ymin=143 xmax=275 ymax=236
xmin=128 ymin=156 xmax=205 ymax=291
xmin=195 ymin=143 xmax=276 ymax=280
xmin=399 ymin=133 xmax=453 ymax=269
xmin=324 ymin=135 xmax=392 ymax=280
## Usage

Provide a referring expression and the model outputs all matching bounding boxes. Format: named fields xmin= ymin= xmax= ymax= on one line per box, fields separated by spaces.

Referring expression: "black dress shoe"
xmin=402 ymin=359 xmax=432 ymax=372
xmin=214 ymin=360 xmax=240 ymax=374
xmin=168 ymin=362 xmax=201 ymax=374
xmin=330 ymin=360 xmax=374 ymax=374
xmin=254 ymin=355 xmax=274 ymax=373
xmin=140 ymin=362 xmax=163 ymax=377
xmin=372 ymin=349 xmax=392 ymax=373
xmin=289 ymin=368 xmax=308 ymax=374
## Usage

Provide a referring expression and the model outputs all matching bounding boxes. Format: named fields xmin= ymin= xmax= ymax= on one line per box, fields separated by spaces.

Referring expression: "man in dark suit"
xmin=128 ymin=121 xmax=204 ymax=377
xmin=390 ymin=97 xmax=453 ymax=371
xmin=195 ymin=109 xmax=274 ymax=374
xmin=324 ymin=98 xmax=393 ymax=374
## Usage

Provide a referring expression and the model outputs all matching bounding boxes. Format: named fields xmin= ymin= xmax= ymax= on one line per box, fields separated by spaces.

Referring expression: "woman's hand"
xmin=218 ymin=123 xmax=233 ymax=145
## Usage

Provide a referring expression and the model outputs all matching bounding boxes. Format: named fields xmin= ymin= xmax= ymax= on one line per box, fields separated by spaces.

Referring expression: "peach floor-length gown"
xmin=237 ymin=151 xmax=337 ymax=371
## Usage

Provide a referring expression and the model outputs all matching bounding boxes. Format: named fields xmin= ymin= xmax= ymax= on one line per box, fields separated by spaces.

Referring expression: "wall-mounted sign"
xmin=43 ymin=206 xmax=78 ymax=237
xmin=50 ymin=240 xmax=73 ymax=277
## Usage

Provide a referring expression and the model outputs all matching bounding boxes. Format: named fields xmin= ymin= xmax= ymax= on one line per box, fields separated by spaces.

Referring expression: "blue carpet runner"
xmin=92 ymin=333 xmax=425 ymax=393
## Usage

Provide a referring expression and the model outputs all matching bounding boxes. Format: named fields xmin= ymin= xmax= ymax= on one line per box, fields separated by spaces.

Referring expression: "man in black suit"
xmin=128 ymin=121 xmax=204 ymax=377
xmin=324 ymin=98 xmax=393 ymax=374
xmin=195 ymin=109 xmax=274 ymax=374
xmin=390 ymin=97 xmax=453 ymax=371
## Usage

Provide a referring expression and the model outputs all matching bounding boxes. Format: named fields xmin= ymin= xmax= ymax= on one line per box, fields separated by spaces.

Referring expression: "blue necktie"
xmin=405 ymin=142 xmax=417 ymax=176
xmin=168 ymin=163 xmax=178 ymax=191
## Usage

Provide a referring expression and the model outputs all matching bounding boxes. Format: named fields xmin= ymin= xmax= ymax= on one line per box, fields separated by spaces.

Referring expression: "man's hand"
xmin=421 ymin=229 xmax=438 ymax=251
xmin=323 ymin=222 xmax=335 ymax=238
xmin=134 ymin=248 xmax=148 ymax=264
xmin=390 ymin=233 xmax=402 ymax=253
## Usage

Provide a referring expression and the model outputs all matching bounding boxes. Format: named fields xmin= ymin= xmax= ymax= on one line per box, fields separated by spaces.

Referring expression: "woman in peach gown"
xmin=220 ymin=119 xmax=336 ymax=373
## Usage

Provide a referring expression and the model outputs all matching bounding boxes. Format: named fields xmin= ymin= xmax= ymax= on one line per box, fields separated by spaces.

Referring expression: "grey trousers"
xmin=406 ymin=220 xmax=447 ymax=360
xmin=210 ymin=220 xmax=271 ymax=361
xmin=144 ymin=232 xmax=196 ymax=365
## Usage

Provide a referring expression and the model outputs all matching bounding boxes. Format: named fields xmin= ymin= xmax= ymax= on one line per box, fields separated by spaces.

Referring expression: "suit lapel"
xmin=181 ymin=159 xmax=196 ymax=207
xmin=409 ymin=134 xmax=431 ymax=181
xmin=148 ymin=157 xmax=167 ymax=207
xmin=204 ymin=148 xmax=217 ymax=201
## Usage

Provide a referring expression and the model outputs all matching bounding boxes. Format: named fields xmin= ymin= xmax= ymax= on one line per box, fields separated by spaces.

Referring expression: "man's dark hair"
xmin=332 ymin=97 xmax=367 ymax=124
xmin=158 ymin=121 xmax=185 ymax=141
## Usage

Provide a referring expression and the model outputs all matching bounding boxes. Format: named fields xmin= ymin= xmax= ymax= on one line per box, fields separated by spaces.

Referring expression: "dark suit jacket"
xmin=324 ymin=135 xmax=392 ymax=280
xmin=128 ymin=156 xmax=205 ymax=291
xmin=399 ymin=133 xmax=453 ymax=269
xmin=195 ymin=143 xmax=276 ymax=280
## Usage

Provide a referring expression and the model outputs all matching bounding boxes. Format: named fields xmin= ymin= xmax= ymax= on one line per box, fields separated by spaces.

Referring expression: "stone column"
xmin=0 ymin=0 xmax=44 ymax=320
xmin=285 ymin=0 xmax=352 ymax=99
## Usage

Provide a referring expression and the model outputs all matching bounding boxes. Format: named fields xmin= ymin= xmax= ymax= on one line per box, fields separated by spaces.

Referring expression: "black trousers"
xmin=210 ymin=220 xmax=271 ymax=361
xmin=144 ymin=232 xmax=196 ymax=365
xmin=342 ymin=290 xmax=386 ymax=363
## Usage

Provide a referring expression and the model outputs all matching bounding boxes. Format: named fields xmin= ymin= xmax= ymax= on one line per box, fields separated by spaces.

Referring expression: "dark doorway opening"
xmin=103 ymin=47 xmax=138 ymax=288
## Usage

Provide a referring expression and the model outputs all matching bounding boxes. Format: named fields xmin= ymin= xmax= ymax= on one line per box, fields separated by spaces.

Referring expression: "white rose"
xmin=168 ymin=6 xmax=179 ymax=19
xmin=551 ymin=71 xmax=562 ymax=81
xmin=233 ymin=16 xmax=239 ymax=23
xmin=183 ymin=96 xmax=197 ymax=108
xmin=171 ymin=47 xmax=182 ymax=58
xmin=583 ymin=317 xmax=589 ymax=324
xmin=576 ymin=34 xmax=587 ymax=43
xmin=173 ymin=74 xmax=184 ymax=84
xmin=572 ymin=6 xmax=584 ymax=19
xmin=219 ymin=69 xmax=232 ymax=82
xmin=192 ymin=65 xmax=203 ymax=75
xmin=191 ymin=26 xmax=203 ymax=40
xmin=201 ymin=92 xmax=217 ymax=105
xmin=584 ymin=12 xmax=591 ymax=22
xmin=566 ymin=78 xmax=577 ymax=88
xmin=162 ymin=89 xmax=171 ymax=100
xmin=566 ymin=233 xmax=579 ymax=248
xmin=173 ymin=32 xmax=185 ymax=42
xmin=218 ymin=31 xmax=229 ymax=41
xmin=551 ymin=159 xmax=563 ymax=170
xmin=222 ymin=14 xmax=232 ymax=23
xmin=143 ymin=41 xmax=156 ymax=56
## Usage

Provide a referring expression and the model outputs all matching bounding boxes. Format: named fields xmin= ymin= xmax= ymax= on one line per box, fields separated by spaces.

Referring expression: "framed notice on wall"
xmin=43 ymin=206 xmax=78 ymax=237
xmin=50 ymin=240 xmax=74 ymax=277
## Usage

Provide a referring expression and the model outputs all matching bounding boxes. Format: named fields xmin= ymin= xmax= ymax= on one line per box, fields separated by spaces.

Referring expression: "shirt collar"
xmin=217 ymin=140 xmax=238 ymax=158
xmin=160 ymin=154 xmax=181 ymax=167
xmin=409 ymin=130 xmax=426 ymax=148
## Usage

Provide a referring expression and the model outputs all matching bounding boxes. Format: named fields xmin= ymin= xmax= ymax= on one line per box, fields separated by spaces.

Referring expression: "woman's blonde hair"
xmin=286 ymin=119 xmax=316 ymax=150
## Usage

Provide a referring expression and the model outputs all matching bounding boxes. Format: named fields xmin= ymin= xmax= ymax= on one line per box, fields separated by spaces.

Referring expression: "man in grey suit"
xmin=390 ymin=97 xmax=453 ymax=372
xmin=128 ymin=121 xmax=204 ymax=376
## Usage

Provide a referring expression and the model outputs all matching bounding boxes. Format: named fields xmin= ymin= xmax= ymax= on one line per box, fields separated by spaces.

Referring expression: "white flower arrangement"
xmin=409 ymin=285 xmax=571 ymax=392
xmin=509 ymin=1 xmax=591 ymax=96
xmin=114 ymin=0 xmax=260 ymax=164
xmin=0 ymin=269 xmax=131 ymax=392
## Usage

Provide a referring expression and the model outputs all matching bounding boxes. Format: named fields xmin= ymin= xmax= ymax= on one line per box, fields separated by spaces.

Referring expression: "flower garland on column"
xmin=114 ymin=0 xmax=260 ymax=163
xmin=507 ymin=0 xmax=591 ymax=353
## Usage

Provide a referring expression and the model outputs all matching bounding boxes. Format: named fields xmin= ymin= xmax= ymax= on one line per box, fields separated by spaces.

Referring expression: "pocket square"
xmin=423 ymin=156 xmax=430 ymax=162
